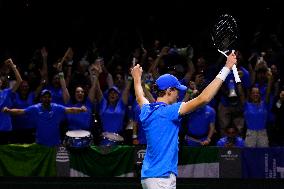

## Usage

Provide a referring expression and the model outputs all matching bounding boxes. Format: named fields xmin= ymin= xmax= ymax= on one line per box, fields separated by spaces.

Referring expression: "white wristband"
xmin=216 ymin=67 xmax=230 ymax=81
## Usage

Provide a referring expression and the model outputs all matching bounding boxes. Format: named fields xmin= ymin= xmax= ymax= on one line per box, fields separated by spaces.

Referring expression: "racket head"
xmin=211 ymin=14 xmax=239 ymax=53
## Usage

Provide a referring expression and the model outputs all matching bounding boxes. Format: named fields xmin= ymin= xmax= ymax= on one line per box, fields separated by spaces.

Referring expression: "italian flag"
xmin=178 ymin=147 xmax=219 ymax=178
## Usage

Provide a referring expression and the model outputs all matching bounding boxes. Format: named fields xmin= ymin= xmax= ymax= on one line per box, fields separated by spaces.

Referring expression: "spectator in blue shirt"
xmin=0 ymin=58 xmax=22 ymax=144
xmin=10 ymin=80 xmax=37 ymax=144
xmin=183 ymin=105 xmax=216 ymax=146
xmin=2 ymin=89 xmax=87 ymax=147
xmin=217 ymin=125 xmax=245 ymax=148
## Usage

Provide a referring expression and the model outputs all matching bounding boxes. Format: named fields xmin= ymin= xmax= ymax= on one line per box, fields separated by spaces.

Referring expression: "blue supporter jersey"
xmin=186 ymin=105 xmax=215 ymax=137
xmin=244 ymin=101 xmax=268 ymax=130
xmin=25 ymin=103 xmax=66 ymax=146
xmin=11 ymin=92 xmax=36 ymax=129
xmin=254 ymin=83 xmax=275 ymax=124
xmin=66 ymin=98 xmax=94 ymax=131
xmin=140 ymin=102 xmax=182 ymax=178
xmin=46 ymin=86 xmax=64 ymax=105
xmin=99 ymin=97 xmax=126 ymax=133
xmin=0 ymin=88 xmax=13 ymax=131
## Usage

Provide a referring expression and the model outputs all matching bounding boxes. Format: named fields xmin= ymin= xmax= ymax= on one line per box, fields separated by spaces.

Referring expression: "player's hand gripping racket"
xmin=211 ymin=14 xmax=241 ymax=83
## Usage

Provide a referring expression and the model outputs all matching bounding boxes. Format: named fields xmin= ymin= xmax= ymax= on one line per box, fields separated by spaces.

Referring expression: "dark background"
xmin=0 ymin=1 xmax=283 ymax=65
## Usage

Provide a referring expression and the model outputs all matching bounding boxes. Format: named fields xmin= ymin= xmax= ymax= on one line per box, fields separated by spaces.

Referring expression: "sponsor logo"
xmin=220 ymin=150 xmax=239 ymax=160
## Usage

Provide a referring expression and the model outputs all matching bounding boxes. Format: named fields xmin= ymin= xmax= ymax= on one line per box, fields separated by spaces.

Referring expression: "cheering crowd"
xmin=0 ymin=33 xmax=284 ymax=148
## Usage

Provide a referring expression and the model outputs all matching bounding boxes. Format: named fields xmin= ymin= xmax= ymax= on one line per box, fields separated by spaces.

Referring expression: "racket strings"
xmin=212 ymin=15 xmax=238 ymax=50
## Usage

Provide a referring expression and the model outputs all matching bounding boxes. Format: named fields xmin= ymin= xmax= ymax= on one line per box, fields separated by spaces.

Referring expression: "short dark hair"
xmin=152 ymin=83 xmax=166 ymax=97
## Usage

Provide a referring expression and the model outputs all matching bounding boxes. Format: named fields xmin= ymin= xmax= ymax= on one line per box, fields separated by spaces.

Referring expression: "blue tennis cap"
xmin=156 ymin=74 xmax=187 ymax=91
xmin=40 ymin=89 xmax=52 ymax=97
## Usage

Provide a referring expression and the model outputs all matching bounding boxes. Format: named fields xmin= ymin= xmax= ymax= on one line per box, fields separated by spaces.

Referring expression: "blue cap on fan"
xmin=40 ymin=89 xmax=52 ymax=97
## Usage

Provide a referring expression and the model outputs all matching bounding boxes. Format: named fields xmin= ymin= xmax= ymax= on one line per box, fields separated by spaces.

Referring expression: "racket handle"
xmin=232 ymin=65 xmax=241 ymax=83
xmin=218 ymin=49 xmax=241 ymax=83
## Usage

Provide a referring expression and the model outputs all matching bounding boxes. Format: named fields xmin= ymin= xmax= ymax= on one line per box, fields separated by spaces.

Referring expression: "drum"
xmin=65 ymin=130 xmax=92 ymax=148
xmin=100 ymin=132 xmax=124 ymax=146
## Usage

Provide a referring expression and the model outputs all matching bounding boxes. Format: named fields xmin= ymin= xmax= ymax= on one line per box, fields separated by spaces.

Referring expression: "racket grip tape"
xmin=232 ymin=65 xmax=241 ymax=83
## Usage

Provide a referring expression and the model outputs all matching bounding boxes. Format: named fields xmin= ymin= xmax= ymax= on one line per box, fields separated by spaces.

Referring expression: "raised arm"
xmin=131 ymin=64 xmax=149 ymax=107
xmin=65 ymin=106 xmax=87 ymax=114
xmin=88 ymin=63 xmax=104 ymax=102
xmin=148 ymin=46 xmax=169 ymax=78
xmin=265 ymin=69 xmax=273 ymax=104
xmin=121 ymin=75 xmax=132 ymax=105
xmin=34 ymin=47 xmax=49 ymax=98
xmin=88 ymin=73 xmax=97 ymax=103
xmin=95 ymin=76 xmax=104 ymax=103
xmin=62 ymin=47 xmax=74 ymax=87
xmin=40 ymin=47 xmax=49 ymax=84
xmin=236 ymin=82 xmax=246 ymax=106
xmin=179 ymin=51 xmax=237 ymax=115
xmin=2 ymin=107 xmax=25 ymax=115
xmin=57 ymin=61 xmax=70 ymax=104
xmin=4 ymin=58 xmax=23 ymax=92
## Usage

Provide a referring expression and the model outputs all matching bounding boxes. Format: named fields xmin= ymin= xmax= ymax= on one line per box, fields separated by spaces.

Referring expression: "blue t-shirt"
xmin=66 ymin=98 xmax=94 ymax=131
xmin=217 ymin=136 xmax=245 ymax=147
xmin=254 ymin=83 xmax=275 ymax=124
xmin=11 ymin=92 xmax=36 ymax=129
xmin=99 ymin=97 xmax=126 ymax=133
xmin=25 ymin=103 xmax=66 ymax=146
xmin=186 ymin=105 xmax=215 ymax=137
xmin=140 ymin=102 xmax=182 ymax=178
xmin=0 ymin=88 xmax=13 ymax=131
xmin=46 ymin=86 xmax=64 ymax=105
xmin=244 ymin=101 xmax=268 ymax=130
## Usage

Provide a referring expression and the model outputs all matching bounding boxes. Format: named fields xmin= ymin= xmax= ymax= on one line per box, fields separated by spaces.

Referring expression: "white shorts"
xmin=141 ymin=173 xmax=176 ymax=189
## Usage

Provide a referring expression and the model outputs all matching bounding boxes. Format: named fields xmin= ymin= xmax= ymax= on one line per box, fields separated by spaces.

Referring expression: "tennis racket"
xmin=211 ymin=13 xmax=241 ymax=83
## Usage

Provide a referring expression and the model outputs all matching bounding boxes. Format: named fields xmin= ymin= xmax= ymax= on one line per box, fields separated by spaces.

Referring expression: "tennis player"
xmin=131 ymin=51 xmax=237 ymax=189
